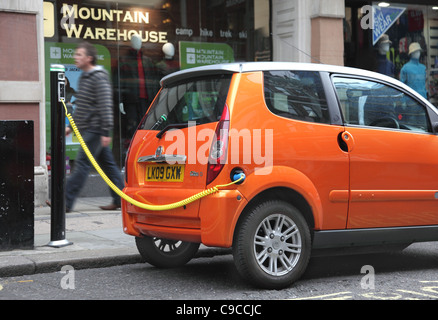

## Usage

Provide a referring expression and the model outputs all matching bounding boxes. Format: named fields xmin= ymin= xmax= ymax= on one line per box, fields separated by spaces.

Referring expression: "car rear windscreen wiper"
xmin=156 ymin=123 xmax=190 ymax=139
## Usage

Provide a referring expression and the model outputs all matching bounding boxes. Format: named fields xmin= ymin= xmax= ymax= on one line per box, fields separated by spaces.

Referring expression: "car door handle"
xmin=338 ymin=131 xmax=354 ymax=152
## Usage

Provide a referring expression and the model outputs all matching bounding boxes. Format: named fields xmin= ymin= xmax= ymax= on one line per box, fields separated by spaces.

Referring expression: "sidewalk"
xmin=0 ymin=197 xmax=230 ymax=278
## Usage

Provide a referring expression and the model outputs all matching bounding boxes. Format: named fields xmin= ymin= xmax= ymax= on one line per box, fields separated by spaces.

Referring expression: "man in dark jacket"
xmin=65 ymin=42 xmax=124 ymax=211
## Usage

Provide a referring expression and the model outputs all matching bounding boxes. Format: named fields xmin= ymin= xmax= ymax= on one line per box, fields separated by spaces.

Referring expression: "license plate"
xmin=145 ymin=164 xmax=185 ymax=182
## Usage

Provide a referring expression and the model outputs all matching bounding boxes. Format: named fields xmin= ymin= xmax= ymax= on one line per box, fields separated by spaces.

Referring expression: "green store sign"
xmin=179 ymin=41 xmax=234 ymax=70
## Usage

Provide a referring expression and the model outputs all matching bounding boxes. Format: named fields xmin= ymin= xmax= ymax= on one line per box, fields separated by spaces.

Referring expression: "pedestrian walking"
xmin=64 ymin=41 xmax=124 ymax=211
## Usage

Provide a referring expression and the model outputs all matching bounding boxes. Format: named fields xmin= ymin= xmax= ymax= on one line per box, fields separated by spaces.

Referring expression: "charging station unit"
xmin=47 ymin=64 xmax=72 ymax=248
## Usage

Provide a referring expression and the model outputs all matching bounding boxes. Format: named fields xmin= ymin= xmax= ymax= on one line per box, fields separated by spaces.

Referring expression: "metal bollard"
xmin=47 ymin=64 xmax=72 ymax=248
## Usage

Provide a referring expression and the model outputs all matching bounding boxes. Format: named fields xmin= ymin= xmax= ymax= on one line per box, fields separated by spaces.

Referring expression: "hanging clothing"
xmin=137 ymin=50 xmax=147 ymax=100
xmin=120 ymin=49 xmax=160 ymax=137
xmin=120 ymin=48 xmax=160 ymax=105
xmin=400 ymin=58 xmax=427 ymax=99
xmin=376 ymin=54 xmax=395 ymax=77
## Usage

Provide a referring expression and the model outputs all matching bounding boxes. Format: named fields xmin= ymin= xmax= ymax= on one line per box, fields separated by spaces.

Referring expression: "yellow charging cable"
xmin=61 ymin=100 xmax=243 ymax=211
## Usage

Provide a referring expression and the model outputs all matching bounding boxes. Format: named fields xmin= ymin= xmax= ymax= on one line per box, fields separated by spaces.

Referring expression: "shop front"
xmin=344 ymin=0 xmax=438 ymax=106
xmin=43 ymin=0 xmax=270 ymax=166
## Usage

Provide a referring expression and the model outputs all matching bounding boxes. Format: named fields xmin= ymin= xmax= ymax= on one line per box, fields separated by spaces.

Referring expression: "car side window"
xmin=332 ymin=76 xmax=431 ymax=133
xmin=264 ymin=71 xmax=330 ymax=123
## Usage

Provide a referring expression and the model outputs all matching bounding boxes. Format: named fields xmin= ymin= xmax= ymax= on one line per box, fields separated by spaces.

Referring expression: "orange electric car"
xmin=122 ymin=62 xmax=438 ymax=289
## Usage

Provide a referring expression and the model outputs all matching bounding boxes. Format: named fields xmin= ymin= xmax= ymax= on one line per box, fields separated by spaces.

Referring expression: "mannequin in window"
xmin=156 ymin=43 xmax=179 ymax=78
xmin=400 ymin=42 xmax=427 ymax=99
xmin=376 ymin=34 xmax=395 ymax=77
xmin=120 ymin=34 xmax=160 ymax=137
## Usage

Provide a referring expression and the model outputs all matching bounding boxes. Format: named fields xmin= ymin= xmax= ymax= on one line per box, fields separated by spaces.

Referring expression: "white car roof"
xmin=162 ymin=61 xmax=386 ymax=84
xmin=160 ymin=62 xmax=432 ymax=108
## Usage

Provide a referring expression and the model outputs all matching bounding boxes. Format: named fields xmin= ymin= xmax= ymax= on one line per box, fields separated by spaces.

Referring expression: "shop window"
xmin=344 ymin=4 xmax=438 ymax=107
xmin=43 ymin=0 xmax=269 ymax=166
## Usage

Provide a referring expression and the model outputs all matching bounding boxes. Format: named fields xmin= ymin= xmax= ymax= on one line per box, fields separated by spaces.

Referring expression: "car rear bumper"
xmin=122 ymin=187 xmax=248 ymax=247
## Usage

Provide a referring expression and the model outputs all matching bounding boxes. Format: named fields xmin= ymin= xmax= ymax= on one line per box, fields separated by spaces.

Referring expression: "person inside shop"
xmin=120 ymin=34 xmax=160 ymax=138
xmin=376 ymin=34 xmax=395 ymax=78
xmin=156 ymin=42 xmax=179 ymax=78
xmin=400 ymin=42 xmax=427 ymax=99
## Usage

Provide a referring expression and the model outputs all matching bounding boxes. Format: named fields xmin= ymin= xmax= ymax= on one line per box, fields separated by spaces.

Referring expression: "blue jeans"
xmin=66 ymin=131 xmax=124 ymax=210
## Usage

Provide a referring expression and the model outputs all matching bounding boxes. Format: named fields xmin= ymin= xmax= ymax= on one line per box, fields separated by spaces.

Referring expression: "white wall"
xmin=271 ymin=0 xmax=344 ymax=63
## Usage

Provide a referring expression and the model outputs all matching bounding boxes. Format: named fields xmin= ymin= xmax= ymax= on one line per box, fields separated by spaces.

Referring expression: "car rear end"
xmin=121 ymin=64 xmax=248 ymax=247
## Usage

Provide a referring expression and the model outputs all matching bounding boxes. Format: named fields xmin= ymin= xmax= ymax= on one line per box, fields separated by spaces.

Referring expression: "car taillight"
xmin=206 ymin=103 xmax=230 ymax=185
xmin=124 ymin=137 xmax=134 ymax=184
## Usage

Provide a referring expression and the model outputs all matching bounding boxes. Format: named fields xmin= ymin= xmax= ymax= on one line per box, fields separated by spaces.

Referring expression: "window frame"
xmin=329 ymin=73 xmax=435 ymax=134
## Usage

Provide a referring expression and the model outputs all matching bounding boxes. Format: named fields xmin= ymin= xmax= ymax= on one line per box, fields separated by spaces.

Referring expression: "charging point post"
xmin=47 ymin=64 xmax=72 ymax=248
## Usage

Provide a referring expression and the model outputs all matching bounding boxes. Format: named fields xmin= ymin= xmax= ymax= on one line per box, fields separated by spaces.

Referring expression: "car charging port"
xmin=230 ymin=168 xmax=245 ymax=185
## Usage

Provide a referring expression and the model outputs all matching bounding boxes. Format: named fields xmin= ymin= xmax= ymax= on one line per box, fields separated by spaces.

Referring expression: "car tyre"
xmin=135 ymin=236 xmax=200 ymax=268
xmin=233 ymin=200 xmax=311 ymax=289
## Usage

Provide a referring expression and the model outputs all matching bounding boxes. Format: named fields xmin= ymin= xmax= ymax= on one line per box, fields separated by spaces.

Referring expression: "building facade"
xmin=0 ymin=0 xmax=47 ymax=205
xmin=1 ymin=0 xmax=437 ymax=205
xmin=271 ymin=0 xmax=345 ymax=65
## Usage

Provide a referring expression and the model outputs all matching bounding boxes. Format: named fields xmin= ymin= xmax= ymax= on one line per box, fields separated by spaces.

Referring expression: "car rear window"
xmin=264 ymin=70 xmax=330 ymax=123
xmin=140 ymin=74 xmax=232 ymax=130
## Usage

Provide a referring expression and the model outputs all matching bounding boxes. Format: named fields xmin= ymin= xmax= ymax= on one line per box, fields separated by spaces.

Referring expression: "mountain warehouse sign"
xmin=62 ymin=4 xmax=150 ymax=23
xmin=59 ymin=3 xmax=168 ymax=43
